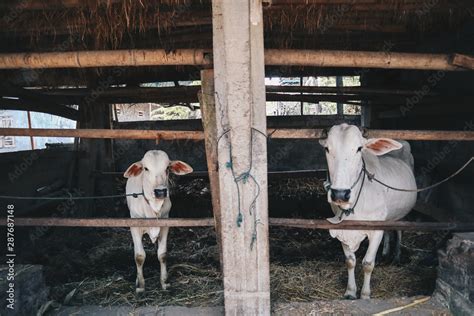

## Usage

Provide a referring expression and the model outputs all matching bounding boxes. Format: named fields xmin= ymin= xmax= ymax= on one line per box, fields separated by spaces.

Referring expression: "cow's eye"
xmin=357 ymin=146 xmax=363 ymax=153
xmin=325 ymin=147 xmax=330 ymax=153
xmin=144 ymin=167 xmax=149 ymax=171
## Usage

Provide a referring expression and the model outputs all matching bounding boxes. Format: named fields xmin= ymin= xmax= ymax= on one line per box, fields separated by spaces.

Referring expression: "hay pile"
xmin=268 ymin=177 xmax=326 ymax=199
xmin=270 ymin=228 xmax=442 ymax=302
xmin=44 ymin=227 xmax=223 ymax=307
xmin=18 ymin=225 xmax=446 ymax=309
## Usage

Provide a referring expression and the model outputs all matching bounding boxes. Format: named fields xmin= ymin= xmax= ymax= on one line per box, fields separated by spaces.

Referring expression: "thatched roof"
xmin=1 ymin=0 xmax=471 ymax=52
xmin=0 ymin=0 xmax=472 ymax=87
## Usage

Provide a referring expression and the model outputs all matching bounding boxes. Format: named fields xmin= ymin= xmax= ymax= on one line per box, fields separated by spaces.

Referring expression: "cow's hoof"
xmin=161 ymin=282 xmax=170 ymax=290
xmin=136 ymin=287 xmax=145 ymax=294
xmin=343 ymin=294 xmax=357 ymax=300
xmin=360 ymin=294 xmax=371 ymax=300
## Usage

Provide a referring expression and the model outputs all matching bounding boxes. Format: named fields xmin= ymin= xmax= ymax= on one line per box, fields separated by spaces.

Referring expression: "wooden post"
xmin=76 ymin=99 xmax=113 ymax=214
xmin=336 ymin=76 xmax=343 ymax=116
xmin=200 ymin=69 xmax=223 ymax=266
xmin=26 ymin=110 xmax=35 ymax=150
xmin=300 ymin=76 xmax=304 ymax=115
xmin=212 ymin=0 xmax=271 ymax=314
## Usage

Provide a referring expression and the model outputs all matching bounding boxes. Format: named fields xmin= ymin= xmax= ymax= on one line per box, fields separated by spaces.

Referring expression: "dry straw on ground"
xmin=28 ymin=226 xmax=444 ymax=308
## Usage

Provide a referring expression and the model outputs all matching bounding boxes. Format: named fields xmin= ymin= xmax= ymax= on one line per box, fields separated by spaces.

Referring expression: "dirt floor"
xmin=13 ymin=176 xmax=451 ymax=311
xmin=52 ymin=297 xmax=451 ymax=315
xmin=17 ymin=225 xmax=448 ymax=310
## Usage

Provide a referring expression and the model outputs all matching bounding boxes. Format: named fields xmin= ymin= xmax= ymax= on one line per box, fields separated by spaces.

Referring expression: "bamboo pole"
xmin=1 ymin=217 xmax=473 ymax=231
xmin=0 ymin=49 xmax=212 ymax=69
xmin=2 ymin=128 xmax=474 ymax=141
xmin=0 ymin=49 xmax=465 ymax=71
xmin=265 ymin=49 xmax=462 ymax=71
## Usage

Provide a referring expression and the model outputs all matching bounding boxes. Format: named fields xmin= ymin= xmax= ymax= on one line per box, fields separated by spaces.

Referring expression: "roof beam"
xmin=0 ymin=49 xmax=465 ymax=71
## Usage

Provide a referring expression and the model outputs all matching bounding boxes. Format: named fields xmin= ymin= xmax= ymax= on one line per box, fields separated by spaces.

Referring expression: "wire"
xmin=0 ymin=192 xmax=143 ymax=200
xmin=215 ymin=91 xmax=267 ymax=250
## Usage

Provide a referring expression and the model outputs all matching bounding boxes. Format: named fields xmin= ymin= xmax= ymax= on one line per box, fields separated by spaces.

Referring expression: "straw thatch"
xmin=0 ymin=0 xmax=470 ymax=51
xmin=24 ymin=225 xmax=444 ymax=311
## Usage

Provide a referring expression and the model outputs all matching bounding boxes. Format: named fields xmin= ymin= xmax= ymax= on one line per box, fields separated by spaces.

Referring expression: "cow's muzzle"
xmin=154 ymin=187 xmax=168 ymax=199
xmin=330 ymin=189 xmax=351 ymax=203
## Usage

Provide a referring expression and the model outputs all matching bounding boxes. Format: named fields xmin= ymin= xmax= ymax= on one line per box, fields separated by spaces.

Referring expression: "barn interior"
xmin=0 ymin=0 xmax=473 ymax=315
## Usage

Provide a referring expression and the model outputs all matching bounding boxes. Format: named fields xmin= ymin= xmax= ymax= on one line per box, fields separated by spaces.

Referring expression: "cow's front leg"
xmin=157 ymin=227 xmax=170 ymax=290
xmin=342 ymin=243 xmax=357 ymax=299
xmin=361 ymin=230 xmax=384 ymax=299
xmin=131 ymin=227 xmax=146 ymax=293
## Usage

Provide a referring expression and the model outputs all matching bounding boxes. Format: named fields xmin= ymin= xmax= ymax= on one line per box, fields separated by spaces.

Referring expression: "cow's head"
xmin=319 ymin=124 xmax=402 ymax=208
xmin=124 ymin=150 xmax=193 ymax=202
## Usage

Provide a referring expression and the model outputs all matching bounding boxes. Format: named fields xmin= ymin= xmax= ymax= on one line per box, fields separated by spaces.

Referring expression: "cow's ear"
xmin=169 ymin=160 xmax=193 ymax=175
xmin=319 ymin=138 xmax=327 ymax=147
xmin=364 ymin=138 xmax=402 ymax=156
xmin=124 ymin=162 xmax=143 ymax=178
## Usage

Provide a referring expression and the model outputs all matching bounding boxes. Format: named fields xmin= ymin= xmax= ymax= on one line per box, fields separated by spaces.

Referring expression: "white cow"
xmin=124 ymin=150 xmax=193 ymax=293
xmin=319 ymin=124 xmax=416 ymax=299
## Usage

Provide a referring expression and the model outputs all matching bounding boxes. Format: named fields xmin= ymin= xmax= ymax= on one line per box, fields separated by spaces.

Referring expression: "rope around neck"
xmin=336 ymin=159 xmax=367 ymax=218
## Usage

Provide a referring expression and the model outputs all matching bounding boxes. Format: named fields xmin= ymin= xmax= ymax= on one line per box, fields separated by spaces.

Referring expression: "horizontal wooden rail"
xmin=0 ymin=128 xmax=204 ymax=140
xmin=2 ymin=128 xmax=474 ymax=141
xmin=1 ymin=217 xmax=214 ymax=227
xmin=1 ymin=217 xmax=473 ymax=231
xmin=270 ymin=218 xmax=474 ymax=231
xmin=0 ymin=49 xmax=465 ymax=71
xmin=98 ymin=169 xmax=326 ymax=178
xmin=269 ymin=129 xmax=474 ymax=141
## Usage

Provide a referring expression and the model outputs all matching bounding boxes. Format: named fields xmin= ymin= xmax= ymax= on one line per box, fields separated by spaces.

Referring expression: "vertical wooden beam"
xmin=336 ymin=76 xmax=343 ymax=115
xmin=300 ymin=76 xmax=304 ymax=115
xmin=76 ymin=100 xmax=113 ymax=214
xmin=200 ymin=69 xmax=223 ymax=266
xmin=26 ymin=110 xmax=35 ymax=150
xmin=212 ymin=0 xmax=271 ymax=314
xmin=360 ymin=74 xmax=373 ymax=128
